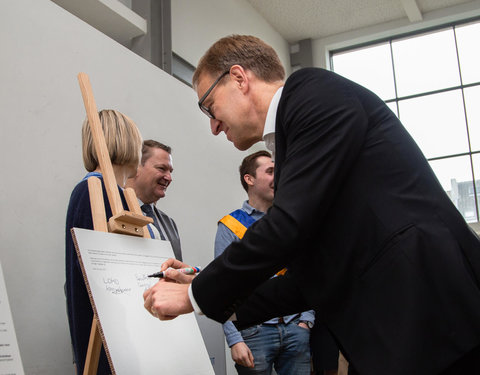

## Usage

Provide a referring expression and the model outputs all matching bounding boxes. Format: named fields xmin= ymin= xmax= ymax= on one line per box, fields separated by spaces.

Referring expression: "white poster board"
xmin=0 ymin=262 xmax=25 ymax=375
xmin=71 ymin=228 xmax=214 ymax=375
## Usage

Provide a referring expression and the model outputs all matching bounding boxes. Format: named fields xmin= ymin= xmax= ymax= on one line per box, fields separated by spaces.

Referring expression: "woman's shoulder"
xmin=69 ymin=173 xmax=105 ymax=201
xmin=69 ymin=178 xmax=90 ymax=202
xmin=67 ymin=173 xmax=126 ymax=217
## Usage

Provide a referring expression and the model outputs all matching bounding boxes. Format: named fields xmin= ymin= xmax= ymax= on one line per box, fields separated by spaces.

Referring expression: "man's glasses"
xmin=198 ymin=71 xmax=229 ymax=119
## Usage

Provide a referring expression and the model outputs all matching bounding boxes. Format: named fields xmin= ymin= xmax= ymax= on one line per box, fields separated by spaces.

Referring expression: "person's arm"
xmin=223 ymin=321 xmax=243 ymax=347
xmin=144 ymin=257 xmax=311 ymax=322
xmin=233 ymin=273 xmax=311 ymax=330
xmin=230 ymin=342 xmax=254 ymax=368
xmin=223 ymin=319 xmax=254 ymax=368
xmin=214 ymin=222 xmax=239 ymax=258
xmin=214 ymin=223 xmax=247 ymax=346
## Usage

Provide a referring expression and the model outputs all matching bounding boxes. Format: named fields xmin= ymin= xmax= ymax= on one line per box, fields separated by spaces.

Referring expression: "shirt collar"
xmin=82 ymin=171 xmax=102 ymax=181
xmin=263 ymin=86 xmax=283 ymax=156
xmin=242 ymin=200 xmax=257 ymax=215
xmin=138 ymin=198 xmax=154 ymax=209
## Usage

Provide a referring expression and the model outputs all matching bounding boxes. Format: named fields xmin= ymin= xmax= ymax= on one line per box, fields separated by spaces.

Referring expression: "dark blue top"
xmin=65 ymin=172 xmax=127 ymax=374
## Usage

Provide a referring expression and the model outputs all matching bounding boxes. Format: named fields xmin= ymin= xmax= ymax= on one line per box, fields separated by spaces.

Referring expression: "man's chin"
xmin=234 ymin=139 xmax=261 ymax=151
xmin=154 ymin=190 xmax=166 ymax=199
xmin=234 ymin=144 xmax=248 ymax=151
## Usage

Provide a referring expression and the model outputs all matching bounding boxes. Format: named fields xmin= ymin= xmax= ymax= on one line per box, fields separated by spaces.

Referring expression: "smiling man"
xmin=144 ymin=35 xmax=480 ymax=375
xmin=126 ymin=140 xmax=182 ymax=260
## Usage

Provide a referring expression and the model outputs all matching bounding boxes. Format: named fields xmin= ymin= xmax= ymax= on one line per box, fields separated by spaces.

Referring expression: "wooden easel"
xmin=77 ymin=72 xmax=153 ymax=375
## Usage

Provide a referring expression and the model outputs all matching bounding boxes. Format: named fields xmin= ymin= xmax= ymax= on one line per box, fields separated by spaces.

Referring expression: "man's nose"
xmin=164 ymin=171 xmax=172 ymax=182
xmin=210 ymin=118 xmax=222 ymax=135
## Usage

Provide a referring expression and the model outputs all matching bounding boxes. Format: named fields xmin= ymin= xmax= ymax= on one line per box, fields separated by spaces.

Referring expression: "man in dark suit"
xmin=143 ymin=35 xmax=480 ymax=374
xmin=126 ymin=139 xmax=182 ymax=260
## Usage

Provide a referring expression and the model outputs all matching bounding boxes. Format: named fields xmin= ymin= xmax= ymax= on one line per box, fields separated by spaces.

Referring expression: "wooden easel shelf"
xmin=108 ymin=210 xmax=152 ymax=236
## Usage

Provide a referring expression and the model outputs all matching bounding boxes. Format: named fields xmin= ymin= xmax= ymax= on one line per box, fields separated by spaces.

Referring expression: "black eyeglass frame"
xmin=197 ymin=70 xmax=230 ymax=119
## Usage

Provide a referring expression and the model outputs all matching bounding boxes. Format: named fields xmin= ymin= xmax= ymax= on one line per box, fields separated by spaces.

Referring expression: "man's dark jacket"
xmin=154 ymin=206 xmax=183 ymax=261
xmin=192 ymin=68 xmax=480 ymax=374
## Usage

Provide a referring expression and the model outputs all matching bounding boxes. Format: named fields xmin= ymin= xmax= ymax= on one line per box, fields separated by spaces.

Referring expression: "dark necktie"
xmin=141 ymin=204 xmax=166 ymax=240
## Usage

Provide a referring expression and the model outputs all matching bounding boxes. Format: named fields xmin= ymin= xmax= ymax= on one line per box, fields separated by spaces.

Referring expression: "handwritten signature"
xmin=105 ymin=285 xmax=131 ymax=295
xmin=103 ymin=277 xmax=131 ymax=294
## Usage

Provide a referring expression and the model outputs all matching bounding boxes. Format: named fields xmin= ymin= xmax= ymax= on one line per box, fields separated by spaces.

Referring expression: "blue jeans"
xmin=235 ymin=319 xmax=311 ymax=375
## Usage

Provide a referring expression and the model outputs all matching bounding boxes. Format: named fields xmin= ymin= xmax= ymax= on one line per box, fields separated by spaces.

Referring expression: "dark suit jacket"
xmin=154 ymin=206 xmax=182 ymax=261
xmin=192 ymin=68 xmax=480 ymax=374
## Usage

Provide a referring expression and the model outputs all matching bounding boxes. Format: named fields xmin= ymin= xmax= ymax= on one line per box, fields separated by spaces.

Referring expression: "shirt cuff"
xmin=188 ymin=284 xmax=237 ymax=321
xmin=188 ymin=284 xmax=204 ymax=315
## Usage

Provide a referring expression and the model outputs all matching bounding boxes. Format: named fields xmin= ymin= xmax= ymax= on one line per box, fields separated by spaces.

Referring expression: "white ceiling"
xmin=247 ymin=0 xmax=474 ymax=43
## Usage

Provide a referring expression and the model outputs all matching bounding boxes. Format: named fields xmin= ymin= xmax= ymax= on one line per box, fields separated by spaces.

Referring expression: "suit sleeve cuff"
xmin=189 ymin=284 xmax=237 ymax=321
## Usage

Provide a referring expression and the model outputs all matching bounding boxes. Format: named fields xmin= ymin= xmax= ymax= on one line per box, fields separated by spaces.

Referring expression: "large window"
xmin=331 ymin=20 xmax=480 ymax=223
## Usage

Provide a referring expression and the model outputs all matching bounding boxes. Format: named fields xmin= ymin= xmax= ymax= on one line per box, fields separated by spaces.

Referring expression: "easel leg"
xmin=83 ymin=318 xmax=102 ymax=375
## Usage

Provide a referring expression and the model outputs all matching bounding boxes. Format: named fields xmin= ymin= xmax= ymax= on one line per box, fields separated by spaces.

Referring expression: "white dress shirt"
xmin=262 ymin=86 xmax=283 ymax=159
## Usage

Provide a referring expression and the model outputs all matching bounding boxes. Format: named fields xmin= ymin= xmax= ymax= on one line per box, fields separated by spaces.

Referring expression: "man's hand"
xmin=159 ymin=258 xmax=197 ymax=284
xmin=162 ymin=268 xmax=197 ymax=284
xmin=143 ymin=280 xmax=193 ymax=320
xmin=231 ymin=342 xmax=255 ymax=368
xmin=297 ymin=321 xmax=310 ymax=330
xmin=160 ymin=258 xmax=190 ymax=272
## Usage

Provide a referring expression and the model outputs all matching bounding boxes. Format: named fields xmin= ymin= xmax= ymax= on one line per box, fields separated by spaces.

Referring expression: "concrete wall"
xmin=171 ymin=0 xmax=290 ymax=73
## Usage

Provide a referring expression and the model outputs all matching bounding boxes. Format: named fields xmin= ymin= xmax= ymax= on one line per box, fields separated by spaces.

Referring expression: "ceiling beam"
xmin=51 ymin=0 xmax=147 ymax=43
xmin=401 ymin=0 xmax=423 ymax=22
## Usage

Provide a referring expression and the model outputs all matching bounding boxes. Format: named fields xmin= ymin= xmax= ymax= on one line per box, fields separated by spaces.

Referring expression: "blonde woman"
xmin=65 ymin=110 xmax=142 ymax=375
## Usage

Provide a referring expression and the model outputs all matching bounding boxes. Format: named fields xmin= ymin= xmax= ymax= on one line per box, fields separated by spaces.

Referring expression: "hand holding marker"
xmin=148 ymin=266 xmax=201 ymax=278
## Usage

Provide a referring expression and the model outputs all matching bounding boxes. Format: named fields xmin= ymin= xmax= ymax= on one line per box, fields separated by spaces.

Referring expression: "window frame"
xmin=329 ymin=17 xmax=480 ymax=223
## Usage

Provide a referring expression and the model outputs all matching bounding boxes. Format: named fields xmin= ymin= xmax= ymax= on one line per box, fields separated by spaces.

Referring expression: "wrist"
xmin=299 ymin=320 xmax=314 ymax=329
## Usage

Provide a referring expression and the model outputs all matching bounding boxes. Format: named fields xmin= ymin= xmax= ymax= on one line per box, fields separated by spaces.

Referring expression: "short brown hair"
xmin=141 ymin=140 xmax=171 ymax=165
xmin=82 ymin=109 xmax=142 ymax=172
xmin=239 ymin=150 xmax=272 ymax=193
xmin=192 ymin=35 xmax=285 ymax=87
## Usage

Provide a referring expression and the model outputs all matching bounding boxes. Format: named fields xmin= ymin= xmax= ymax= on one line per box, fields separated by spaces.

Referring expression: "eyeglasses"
xmin=198 ymin=71 xmax=229 ymax=119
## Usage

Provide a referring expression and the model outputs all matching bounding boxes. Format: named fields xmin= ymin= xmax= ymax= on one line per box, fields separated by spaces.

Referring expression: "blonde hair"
xmin=82 ymin=109 xmax=142 ymax=172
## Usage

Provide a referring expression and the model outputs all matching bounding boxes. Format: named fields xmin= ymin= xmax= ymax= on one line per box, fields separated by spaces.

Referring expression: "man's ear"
xmin=135 ymin=164 xmax=144 ymax=178
xmin=230 ymin=65 xmax=248 ymax=93
xmin=244 ymin=174 xmax=255 ymax=187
